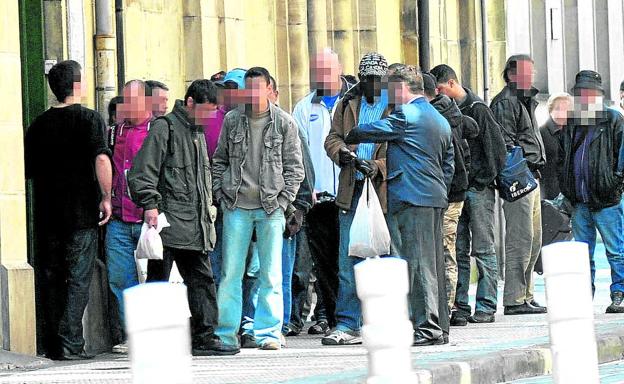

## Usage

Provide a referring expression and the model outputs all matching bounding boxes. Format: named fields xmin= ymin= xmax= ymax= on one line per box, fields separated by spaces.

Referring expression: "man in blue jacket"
xmin=345 ymin=65 xmax=454 ymax=346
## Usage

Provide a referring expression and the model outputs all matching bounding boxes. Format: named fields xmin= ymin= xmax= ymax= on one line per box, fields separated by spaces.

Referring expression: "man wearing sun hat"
xmin=558 ymin=70 xmax=624 ymax=313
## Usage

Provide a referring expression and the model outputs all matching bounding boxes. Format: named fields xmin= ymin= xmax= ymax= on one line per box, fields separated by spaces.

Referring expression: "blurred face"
xmin=619 ymin=90 xmax=624 ymax=107
xmin=435 ymin=79 xmax=459 ymax=99
xmin=387 ymin=79 xmax=404 ymax=106
xmin=71 ymin=70 xmax=86 ymax=103
xmin=572 ymin=88 xmax=604 ymax=124
xmin=151 ymin=88 xmax=169 ymax=117
xmin=122 ymin=83 xmax=150 ymax=124
xmin=245 ymin=76 xmax=271 ymax=112
xmin=550 ymin=98 xmax=571 ymax=126
xmin=508 ymin=60 xmax=535 ymax=91
xmin=311 ymin=51 xmax=342 ymax=95
xmin=360 ymin=75 xmax=383 ymax=102
xmin=186 ymin=97 xmax=218 ymax=124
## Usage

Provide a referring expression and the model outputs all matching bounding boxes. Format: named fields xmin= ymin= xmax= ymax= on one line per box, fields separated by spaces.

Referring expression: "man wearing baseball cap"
xmin=322 ymin=52 xmax=389 ymax=345
xmin=559 ymin=70 xmax=624 ymax=313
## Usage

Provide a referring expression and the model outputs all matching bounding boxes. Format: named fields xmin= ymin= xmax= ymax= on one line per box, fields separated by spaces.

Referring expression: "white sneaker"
xmin=112 ymin=342 xmax=128 ymax=354
xmin=321 ymin=329 xmax=362 ymax=345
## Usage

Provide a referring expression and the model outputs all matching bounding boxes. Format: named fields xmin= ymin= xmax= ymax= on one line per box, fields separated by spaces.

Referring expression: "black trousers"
xmin=35 ymin=227 xmax=98 ymax=358
xmin=147 ymin=247 xmax=218 ymax=347
xmin=388 ymin=206 xmax=449 ymax=340
xmin=304 ymin=201 xmax=340 ymax=327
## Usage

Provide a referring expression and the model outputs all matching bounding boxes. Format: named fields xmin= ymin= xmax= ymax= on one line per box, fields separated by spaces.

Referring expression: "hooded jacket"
xmin=458 ymin=88 xmax=507 ymax=190
xmin=431 ymin=95 xmax=478 ymax=202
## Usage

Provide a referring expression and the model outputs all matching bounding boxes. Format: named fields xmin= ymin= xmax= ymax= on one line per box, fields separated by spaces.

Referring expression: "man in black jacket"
xmin=431 ymin=64 xmax=507 ymax=324
xmin=423 ymin=72 xmax=478 ymax=315
xmin=558 ymin=70 xmax=624 ymax=313
xmin=490 ymin=55 xmax=547 ymax=316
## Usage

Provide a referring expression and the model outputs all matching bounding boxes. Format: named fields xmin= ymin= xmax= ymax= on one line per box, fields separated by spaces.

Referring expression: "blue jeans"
xmin=455 ymin=187 xmax=499 ymax=315
xmin=335 ymin=181 xmax=365 ymax=332
xmin=216 ymin=207 xmax=285 ymax=346
xmin=240 ymin=236 xmax=297 ymax=334
xmin=282 ymin=236 xmax=297 ymax=328
xmin=105 ymin=220 xmax=142 ymax=328
xmin=572 ymin=201 xmax=624 ymax=294
xmin=208 ymin=210 xmax=223 ymax=289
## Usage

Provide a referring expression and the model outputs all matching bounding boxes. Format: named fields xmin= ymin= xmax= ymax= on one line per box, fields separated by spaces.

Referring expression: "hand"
xmin=144 ymin=208 xmax=159 ymax=228
xmin=284 ymin=210 xmax=304 ymax=238
xmin=354 ymin=158 xmax=377 ymax=178
xmin=338 ymin=147 xmax=357 ymax=167
xmin=98 ymin=198 xmax=112 ymax=226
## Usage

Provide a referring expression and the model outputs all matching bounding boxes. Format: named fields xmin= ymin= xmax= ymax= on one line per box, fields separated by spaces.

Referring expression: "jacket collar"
xmin=172 ymin=100 xmax=204 ymax=132
xmin=546 ymin=117 xmax=563 ymax=136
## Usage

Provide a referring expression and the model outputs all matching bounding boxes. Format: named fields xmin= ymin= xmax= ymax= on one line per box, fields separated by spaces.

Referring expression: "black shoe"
xmin=193 ymin=339 xmax=240 ymax=356
xmin=283 ymin=324 xmax=301 ymax=337
xmin=529 ymin=300 xmax=547 ymax=310
xmin=443 ymin=335 xmax=449 ymax=344
xmin=504 ymin=302 xmax=547 ymax=315
xmin=240 ymin=334 xmax=258 ymax=349
xmin=450 ymin=312 xmax=468 ymax=326
xmin=468 ymin=311 xmax=495 ymax=323
xmin=606 ymin=291 xmax=624 ymax=313
xmin=413 ymin=334 xmax=445 ymax=346
xmin=60 ymin=347 xmax=94 ymax=361
xmin=308 ymin=320 xmax=330 ymax=335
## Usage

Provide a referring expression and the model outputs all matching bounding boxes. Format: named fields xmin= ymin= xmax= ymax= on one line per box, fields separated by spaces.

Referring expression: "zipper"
xmin=581 ymin=137 xmax=589 ymax=203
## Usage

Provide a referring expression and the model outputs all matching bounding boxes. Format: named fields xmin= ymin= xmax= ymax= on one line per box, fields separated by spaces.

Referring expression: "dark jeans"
xmin=146 ymin=247 xmax=218 ymax=347
xmin=305 ymin=200 xmax=339 ymax=327
xmin=455 ymin=187 xmax=499 ymax=315
xmin=36 ymin=227 xmax=98 ymax=357
xmin=388 ymin=205 xmax=449 ymax=340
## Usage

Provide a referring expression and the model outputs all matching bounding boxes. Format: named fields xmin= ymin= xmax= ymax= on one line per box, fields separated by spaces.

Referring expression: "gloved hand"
xmin=284 ymin=210 xmax=304 ymax=238
xmin=354 ymin=158 xmax=377 ymax=178
xmin=338 ymin=147 xmax=357 ymax=167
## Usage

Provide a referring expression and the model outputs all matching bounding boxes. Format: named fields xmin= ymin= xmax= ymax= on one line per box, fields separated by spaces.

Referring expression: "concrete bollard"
xmin=124 ymin=282 xmax=193 ymax=384
xmin=354 ymin=257 xmax=419 ymax=383
xmin=542 ymin=241 xmax=599 ymax=384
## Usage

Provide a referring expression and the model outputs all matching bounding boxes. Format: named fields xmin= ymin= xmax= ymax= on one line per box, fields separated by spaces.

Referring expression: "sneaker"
xmin=308 ymin=320 xmax=330 ymax=335
xmin=260 ymin=340 xmax=281 ymax=350
xmin=280 ymin=333 xmax=287 ymax=348
xmin=450 ymin=312 xmax=468 ymax=326
xmin=321 ymin=329 xmax=362 ymax=346
xmin=240 ymin=334 xmax=257 ymax=349
xmin=606 ymin=291 xmax=624 ymax=313
xmin=111 ymin=342 xmax=128 ymax=354
xmin=468 ymin=311 xmax=495 ymax=323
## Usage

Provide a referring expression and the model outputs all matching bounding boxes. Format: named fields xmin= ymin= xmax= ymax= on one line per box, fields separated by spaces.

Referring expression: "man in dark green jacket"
xmin=128 ymin=79 xmax=238 ymax=356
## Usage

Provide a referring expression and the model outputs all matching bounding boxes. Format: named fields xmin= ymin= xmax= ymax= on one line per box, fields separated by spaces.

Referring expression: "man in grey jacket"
xmin=128 ymin=79 xmax=237 ymax=356
xmin=212 ymin=67 xmax=304 ymax=351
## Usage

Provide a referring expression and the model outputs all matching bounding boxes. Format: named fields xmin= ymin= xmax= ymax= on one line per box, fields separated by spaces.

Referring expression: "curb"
xmin=409 ymin=328 xmax=624 ymax=384
xmin=0 ymin=351 xmax=53 ymax=371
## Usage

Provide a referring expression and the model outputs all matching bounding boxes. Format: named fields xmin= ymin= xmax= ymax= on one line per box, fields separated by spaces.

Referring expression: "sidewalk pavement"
xmin=1 ymin=246 xmax=623 ymax=384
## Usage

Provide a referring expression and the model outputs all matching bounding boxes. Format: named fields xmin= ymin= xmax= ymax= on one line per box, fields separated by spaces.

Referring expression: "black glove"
xmin=338 ymin=147 xmax=357 ymax=167
xmin=354 ymin=158 xmax=377 ymax=178
xmin=284 ymin=210 xmax=304 ymax=238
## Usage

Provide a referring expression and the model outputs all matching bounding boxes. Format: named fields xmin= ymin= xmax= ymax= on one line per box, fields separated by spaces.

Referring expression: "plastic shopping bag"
xmin=135 ymin=213 xmax=170 ymax=260
xmin=348 ymin=179 xmax=391 ymax=258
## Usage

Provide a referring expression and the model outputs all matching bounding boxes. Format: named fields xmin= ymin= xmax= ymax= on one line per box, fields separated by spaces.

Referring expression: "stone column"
xmin=0 ymin=1 xmax=36 ymax=355
xmin=288 ymin=0 xmax=311 ymax=108
xmin=330 ymin=0 xmax=356 ymax=75
xmin=307 ymin=0 xmax=328 ymax=57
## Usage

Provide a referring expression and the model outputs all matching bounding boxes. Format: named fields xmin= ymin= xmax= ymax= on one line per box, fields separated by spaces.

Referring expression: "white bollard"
xmin=124 ymin=282 xmax=193 ymax=384
xmin=542 ymin=241 xmax=599 ymax=384
xmin=354 ymin=257 xmax=419 ymax=384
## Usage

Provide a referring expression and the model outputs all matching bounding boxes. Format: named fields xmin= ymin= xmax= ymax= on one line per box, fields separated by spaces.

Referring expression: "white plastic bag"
xmin=135 ymin=213 xmax=170 ymax=260
xmin=348 ymin=179 xmax=391 ymax=258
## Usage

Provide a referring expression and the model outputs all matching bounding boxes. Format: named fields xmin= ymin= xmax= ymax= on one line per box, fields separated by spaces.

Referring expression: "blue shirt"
xmin=355 ymin=91 xmax=388 ymax=179
xmin=322 ymin=94 xmax=340 ymax=111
